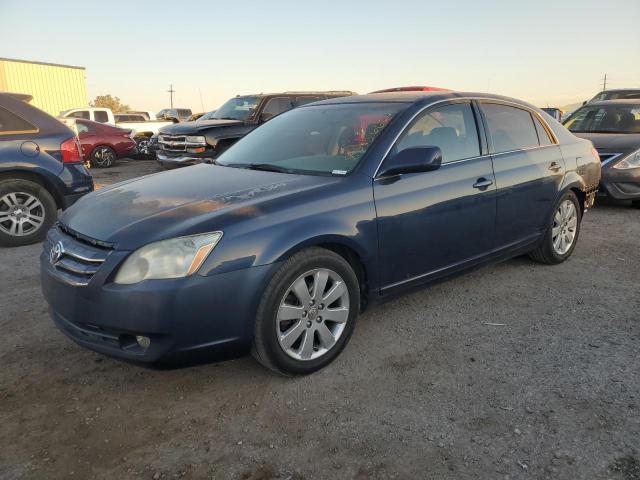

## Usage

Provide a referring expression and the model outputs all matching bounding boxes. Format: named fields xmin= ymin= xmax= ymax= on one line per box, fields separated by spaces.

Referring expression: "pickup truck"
xmin=59 ymin=107 xmax=175 ymax=156
xmin=156 ymin=91 xmax=355 ymax=169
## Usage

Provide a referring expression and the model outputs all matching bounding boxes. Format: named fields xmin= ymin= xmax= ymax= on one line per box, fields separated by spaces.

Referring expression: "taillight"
xmin=61 ymin=137 xmax=83 ymax=163
xmin=591 ymin=147 xmax=600 ymax=162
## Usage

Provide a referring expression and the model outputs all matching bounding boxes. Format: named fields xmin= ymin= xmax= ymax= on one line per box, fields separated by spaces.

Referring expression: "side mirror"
xmin=259 ymin=112 xmax=274 ymax=123
xmin=378 ymin=146 xmax=443 ymax=177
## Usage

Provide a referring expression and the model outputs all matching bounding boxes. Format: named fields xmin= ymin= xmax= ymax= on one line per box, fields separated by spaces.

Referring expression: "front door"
xmin=374 ymin=101 xmax=497 ymax=289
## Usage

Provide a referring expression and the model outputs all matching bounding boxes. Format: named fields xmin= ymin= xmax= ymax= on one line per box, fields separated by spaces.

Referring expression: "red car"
xmin=75 ymin=119 xmax=137 ymax=168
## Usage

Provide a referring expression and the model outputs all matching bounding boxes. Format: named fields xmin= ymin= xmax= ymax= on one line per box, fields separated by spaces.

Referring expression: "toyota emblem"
xmin=49 ymin=241 xmax=64 ymax=265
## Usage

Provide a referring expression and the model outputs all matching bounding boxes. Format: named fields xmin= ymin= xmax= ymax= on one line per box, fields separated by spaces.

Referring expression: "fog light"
xmin=136 ymin=335 xmax=151 ymax=349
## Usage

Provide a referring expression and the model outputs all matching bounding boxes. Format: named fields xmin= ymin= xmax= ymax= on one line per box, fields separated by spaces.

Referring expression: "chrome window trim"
xmin=373 ymin=97 xmax=559 ymax=178
xmin=598 ymin=152 xmax=624 ymax=166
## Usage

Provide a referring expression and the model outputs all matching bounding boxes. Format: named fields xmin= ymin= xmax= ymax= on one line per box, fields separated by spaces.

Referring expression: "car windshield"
xmin=212 ymin=96 xmax=260 ymax=121
xmin=216 ymin=102 xmax=404 ymax=175
xmin=198 ymin=110 xmax=218 ymax=121
xmin=564 ymin=104 xmax=640 ymax=133
xmin=590 ymin=90 xmax=640 ymax=102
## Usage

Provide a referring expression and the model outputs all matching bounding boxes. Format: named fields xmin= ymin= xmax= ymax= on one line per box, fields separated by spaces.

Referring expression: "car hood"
xmin=573 ymin=132 xmax=640 ymax=152
xmin=60 ymin=165 xmax=338 ymax=249
xmin=159 ymin=119 xmax=244 ymax=134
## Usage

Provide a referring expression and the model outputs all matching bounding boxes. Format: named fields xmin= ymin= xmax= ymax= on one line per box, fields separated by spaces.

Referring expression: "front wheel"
xmin=135 ymin=136 xmax=153 ymax=159
xmin=529 ymin=191 xmax=582 ymax=264
xmin=252 ymin=247 xmax=360 ymax=375
xmin=0 ymin=179 xmax=57 ymax=247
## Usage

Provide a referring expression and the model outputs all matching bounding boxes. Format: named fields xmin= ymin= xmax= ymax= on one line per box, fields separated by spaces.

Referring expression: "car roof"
xmin=309 ymin=91 xmax=541 ymax=108
xmin=597 ymin=88 xmax=640 ymax=92
xmin=587 ymin=99 xmax=640 ymax=106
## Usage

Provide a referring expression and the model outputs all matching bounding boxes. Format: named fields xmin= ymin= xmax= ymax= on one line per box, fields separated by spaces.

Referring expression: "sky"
xmin=1 ymin=0 xmax=639 ymax=113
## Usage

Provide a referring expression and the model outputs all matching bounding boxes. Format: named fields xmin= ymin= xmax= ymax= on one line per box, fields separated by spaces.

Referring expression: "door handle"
xmin=472 ymin=177 xmax=493 ymax=190
xmin=548 ymin=162 xmax=562 ymax=172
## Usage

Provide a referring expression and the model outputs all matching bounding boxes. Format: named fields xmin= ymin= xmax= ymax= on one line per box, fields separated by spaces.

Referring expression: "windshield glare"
xmin=217 ymin=103 xmax=404 ymax=175
xmin=564 ymin=105 xmax=640 ymax=133
xmin=213 ymin=96 xmax=260 ymax=120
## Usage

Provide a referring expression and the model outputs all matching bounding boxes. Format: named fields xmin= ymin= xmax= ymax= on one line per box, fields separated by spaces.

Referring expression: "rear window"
xmin=482 ymin=103 xmax=539 ymax=153
xmin=0 ymin=106 xmax=38 ymax=135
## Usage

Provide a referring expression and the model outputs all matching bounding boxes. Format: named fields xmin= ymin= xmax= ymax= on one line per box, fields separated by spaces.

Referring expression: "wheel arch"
xmin=560 ymin=174 xmax=587 ymax=214
xmin=0 ymin=169 xmax=64 ymax=209
xmin=275 ymin=235 xmax=372 ymax=312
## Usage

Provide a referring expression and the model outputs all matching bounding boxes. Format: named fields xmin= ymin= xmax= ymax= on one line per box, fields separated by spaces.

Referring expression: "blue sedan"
xmin=40 ymin=91 xmax=601 ymax=374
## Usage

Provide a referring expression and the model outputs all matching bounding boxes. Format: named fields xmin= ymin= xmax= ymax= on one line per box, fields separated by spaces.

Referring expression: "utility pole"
xmin=602 ymin=74 xmax=607 ymax=91
xmin=167 ymin=84 xmax=175 ymax=108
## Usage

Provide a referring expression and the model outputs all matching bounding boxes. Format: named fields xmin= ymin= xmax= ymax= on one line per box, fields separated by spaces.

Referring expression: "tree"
xmin=90 ymin=94 xmax=130 ymax=113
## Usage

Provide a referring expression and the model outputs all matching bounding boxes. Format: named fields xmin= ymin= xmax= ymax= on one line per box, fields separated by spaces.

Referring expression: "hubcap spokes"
xmin=552 ymin=200 xmax=577 ymax=255
xmin=0 ymin=192 xmax=45 ymax=237
xmin=276 ymin=268 xmax=350 ymax=361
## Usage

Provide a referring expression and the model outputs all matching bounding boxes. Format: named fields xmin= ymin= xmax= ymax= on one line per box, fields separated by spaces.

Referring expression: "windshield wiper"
xmin=244 ymin=163 xmax=294 ymax=173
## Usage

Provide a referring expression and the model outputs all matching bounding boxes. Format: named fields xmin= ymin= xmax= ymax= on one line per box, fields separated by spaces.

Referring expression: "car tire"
xmin=0 ymin=179 xmax=57 ymax=247
xmin=631 ymin=200 xmax=640 ymax=209
xmin=529 ymin=190 xmax=582 ymax=265
xmin=252 ymin=247 xmax=360 ymax=375
xmin=91 ymin=145 xmax=117 ymax=168
xmin=135 ymin=136 xmax=153 ymax=159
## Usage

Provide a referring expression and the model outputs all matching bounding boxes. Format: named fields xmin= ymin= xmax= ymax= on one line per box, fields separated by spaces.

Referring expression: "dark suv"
xmin=0 ymin=93 xmax=93 ymax=247
xmin=156 ymin=91 xmax=355 ymax=168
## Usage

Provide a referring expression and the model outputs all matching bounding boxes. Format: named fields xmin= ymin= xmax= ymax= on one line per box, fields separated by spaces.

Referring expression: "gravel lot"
xmin=1 ymin=159 xmax=639 ymax=480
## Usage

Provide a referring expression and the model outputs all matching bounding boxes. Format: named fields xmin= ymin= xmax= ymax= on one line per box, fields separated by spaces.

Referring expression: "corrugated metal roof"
xmin=0 ymin=57 xmax=85 ymax=70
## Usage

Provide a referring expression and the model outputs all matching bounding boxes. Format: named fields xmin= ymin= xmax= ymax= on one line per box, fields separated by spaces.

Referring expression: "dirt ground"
xmin=1 ymin=159 xmax=639 ymax=480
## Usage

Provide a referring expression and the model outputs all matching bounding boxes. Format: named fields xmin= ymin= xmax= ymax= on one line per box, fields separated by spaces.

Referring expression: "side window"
xmin=0 ymin=106 xmax=38 ymax=134
xmin=295 ymin=96 xmax=321 ymax=107
xmin=395 ymin=102 xmax=480 ymax=163
xmin=532 ymin=115 xmax=554 ymax=146
xmin=75 ymin=122 xmax=90 ymax=134
xmin=94 ymin=111 xmax=109 ymax=123
xmin=482 ymin=103 xmax=539 ymax=153
xmin=70 ymin=111 xmax=90 ymax=120
xmin=261 ymin=97 xmax=293 ymax=121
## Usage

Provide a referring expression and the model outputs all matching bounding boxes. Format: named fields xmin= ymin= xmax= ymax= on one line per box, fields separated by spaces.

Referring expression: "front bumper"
xmin=40 ymin=246 xmax=280 ymax=363
xmin=600 ymin=166 xmax=640 ymax=200
xmin=156 ymin=151 xmax=204 ymax=168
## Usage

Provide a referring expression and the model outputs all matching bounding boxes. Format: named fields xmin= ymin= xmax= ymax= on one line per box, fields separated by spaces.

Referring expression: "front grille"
xmin=596 ymin=151 xmax=623 ymax=166
xmin=43 ymin=225 xmax=112 ymax=286
xmin=159 ymin=134 xmax=206 ymax=152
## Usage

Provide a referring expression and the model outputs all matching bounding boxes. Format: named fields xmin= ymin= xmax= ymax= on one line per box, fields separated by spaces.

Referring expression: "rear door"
xmin=374 ymin=101 xmax=497 ymax=289
xmin=478 ymin=101 xmax=564 ymax=248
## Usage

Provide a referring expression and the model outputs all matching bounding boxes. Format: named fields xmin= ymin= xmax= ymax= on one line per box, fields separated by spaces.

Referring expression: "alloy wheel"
xmin=137 ymin=139 xmax=150 ymax=155
xmin=0 ymin=192 xmax=45 ymax=237
xmin=552 ymin=199 xmax=578 ymax=255
xmin=276 ymin=268 xmax=350 ymax=361
xmin=94 ymin=147 xmax=115 ymax=165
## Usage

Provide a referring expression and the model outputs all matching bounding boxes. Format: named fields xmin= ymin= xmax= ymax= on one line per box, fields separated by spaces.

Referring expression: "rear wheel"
xmin=0 ymin=179 xmax=57 ymax=247
xmin=631 ymin=200 xmax=640 ymax=209
xmin=91 ymin=145 xmax=116 ymax=168
xmin=529 ymin=191 xmax=581 ymax=264
xmin=252 ymin=247 xmax=360 ymax=375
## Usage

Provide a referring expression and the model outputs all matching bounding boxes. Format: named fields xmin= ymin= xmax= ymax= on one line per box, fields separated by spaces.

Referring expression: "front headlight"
xmin=114 ymin=232 xmax=222 ymax=284
xmin=613 ymin=149 xmax=640 ymax=169
xmin=186 ymin=135 xmax=206 ymax=145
